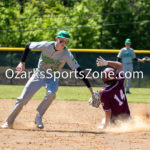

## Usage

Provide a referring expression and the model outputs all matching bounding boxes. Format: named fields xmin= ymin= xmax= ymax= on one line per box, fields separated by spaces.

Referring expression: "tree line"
xmin=0 ymin=0 xmax=150 ymax=50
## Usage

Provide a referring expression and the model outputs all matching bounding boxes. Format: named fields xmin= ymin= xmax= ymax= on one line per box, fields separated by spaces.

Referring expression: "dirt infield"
xmin=0 ymin=99 xmax=150 ymax=150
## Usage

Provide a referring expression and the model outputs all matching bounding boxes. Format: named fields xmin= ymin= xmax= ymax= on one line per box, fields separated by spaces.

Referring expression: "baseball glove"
xmin=142 ymin=56 xmax=150 ymax=63
xmin=89 ymin=91 xmax=101 ymax=108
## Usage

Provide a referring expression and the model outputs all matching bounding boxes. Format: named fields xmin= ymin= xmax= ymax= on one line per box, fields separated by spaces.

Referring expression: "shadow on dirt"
xmin=13 ymin=128 xmax=105 ymax=135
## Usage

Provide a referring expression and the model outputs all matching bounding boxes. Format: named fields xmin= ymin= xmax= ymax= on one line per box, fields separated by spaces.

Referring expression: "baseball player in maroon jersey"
xmin=96 ymin=56 xmax=130 ymax=129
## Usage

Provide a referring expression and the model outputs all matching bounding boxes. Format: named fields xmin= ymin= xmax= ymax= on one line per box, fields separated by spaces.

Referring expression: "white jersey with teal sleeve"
xmin=117 ymin=47 xmax=136 ymax=66
xmin=29 ymin=41 xmax=80 ymax=73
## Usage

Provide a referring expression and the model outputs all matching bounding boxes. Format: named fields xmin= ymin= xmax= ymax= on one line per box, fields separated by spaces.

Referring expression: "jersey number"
xmin=114 ymin=89 xmax=125 ymax=106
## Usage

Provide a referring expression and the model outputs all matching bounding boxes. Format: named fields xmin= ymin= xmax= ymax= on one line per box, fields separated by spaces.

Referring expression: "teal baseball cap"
xmin=125 ymin=38 xmax=131 ymax=43
xmin=56 ymin=30 xmax=70 ymax=39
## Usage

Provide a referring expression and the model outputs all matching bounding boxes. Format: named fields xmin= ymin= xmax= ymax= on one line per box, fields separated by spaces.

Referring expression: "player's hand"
xmin=16 ymin=62 xmax=25 ymax=74
xmin=141 ymin=57 xmax=150 ymax=63
xmin=96 ymin=56 xmax=108 ymax=67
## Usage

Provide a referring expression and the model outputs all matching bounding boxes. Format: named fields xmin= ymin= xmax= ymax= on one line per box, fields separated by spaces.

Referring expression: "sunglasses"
xmin=59 ymin=38 xmax=68 ymax=44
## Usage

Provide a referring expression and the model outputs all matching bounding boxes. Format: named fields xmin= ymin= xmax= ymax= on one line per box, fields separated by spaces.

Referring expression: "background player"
xmin=96 ymin=56 xmax=130 ymax=129
xmin=1 ymin=30 xmax=94 ymax=129
xmin=117 ymin=38 xmax=144 ymax=94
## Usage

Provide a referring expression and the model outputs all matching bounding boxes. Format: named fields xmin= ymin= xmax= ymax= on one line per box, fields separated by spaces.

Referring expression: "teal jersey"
xmin=29 ymin=41 xmax=79 ymax=73
xmin=117 ymin=47 xmax=136 ymax=65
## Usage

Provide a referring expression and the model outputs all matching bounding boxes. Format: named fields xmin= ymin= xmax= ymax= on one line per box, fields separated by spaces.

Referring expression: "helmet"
xmin=56 ymin=30 xmax=70 ymax=39
xmin=125 ymin=38 xmax=131 ymax=44
xmin=102 ymin=68 xmax=116 ymax=83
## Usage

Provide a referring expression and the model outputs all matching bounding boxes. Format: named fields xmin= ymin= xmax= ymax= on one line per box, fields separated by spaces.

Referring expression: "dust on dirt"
xmin=0 ymin=99 xmax=150 ymax=150
xmin=107 ymin=104 xmax=150 ymax=133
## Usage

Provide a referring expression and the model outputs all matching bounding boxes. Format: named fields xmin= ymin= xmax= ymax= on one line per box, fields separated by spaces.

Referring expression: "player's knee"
xmin=46 ymin=92 xmax=56 ymax=101
xmin=16 ymin=97 xmax=29 ymax=105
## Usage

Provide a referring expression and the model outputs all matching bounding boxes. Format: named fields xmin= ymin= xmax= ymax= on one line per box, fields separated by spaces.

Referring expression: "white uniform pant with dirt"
xmin=6 ymin=73 xmax=58 ymax=125
xmin=123 ymin=65 xmax=133 ymax=92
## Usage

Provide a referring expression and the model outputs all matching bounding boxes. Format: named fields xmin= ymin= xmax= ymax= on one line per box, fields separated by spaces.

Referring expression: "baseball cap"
xmin=125 ymin=38 xmax=131 ymax=43
xmin=56 ymin=30 xmax=70 ymax=39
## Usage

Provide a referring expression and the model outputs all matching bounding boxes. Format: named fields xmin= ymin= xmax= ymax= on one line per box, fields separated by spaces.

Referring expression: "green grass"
xmin=0 ymin=85 xmax=150 ymax=103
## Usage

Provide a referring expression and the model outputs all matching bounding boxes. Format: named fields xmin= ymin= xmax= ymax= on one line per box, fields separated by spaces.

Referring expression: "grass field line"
xmin=0 ymin=85 xmax=150 ymax=103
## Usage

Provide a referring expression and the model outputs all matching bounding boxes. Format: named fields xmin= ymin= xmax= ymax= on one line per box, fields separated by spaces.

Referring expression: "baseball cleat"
xmin=97 ymin=124 xmax=105 ymax=129
xmin=1 ymin=122 xmax=12 ymax=129
xmin=35 ymin=115 xmax=44 ymax=129
xmin=97 ymin=118 xmax=105 ymax=129
xmin=126 ymin=91 xmax=131 ymax=94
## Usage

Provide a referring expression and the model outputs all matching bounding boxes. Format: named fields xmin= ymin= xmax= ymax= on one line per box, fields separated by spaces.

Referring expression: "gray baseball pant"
xmin=6 ymin=73 xmax=58 ymax=125
xmin=123 ymin=65 xmax=133 ymax=92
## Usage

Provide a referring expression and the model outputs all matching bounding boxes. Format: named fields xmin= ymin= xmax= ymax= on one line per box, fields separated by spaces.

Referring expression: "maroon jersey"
xmin=100 ymin=74 xmax=130 ymax=118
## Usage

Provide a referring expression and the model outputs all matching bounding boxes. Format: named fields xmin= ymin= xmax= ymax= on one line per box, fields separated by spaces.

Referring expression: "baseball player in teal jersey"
xmin=1 ymin=30 xmax=94 ymax=129
xmin=117 ymin=38 xmax=144 ymax=94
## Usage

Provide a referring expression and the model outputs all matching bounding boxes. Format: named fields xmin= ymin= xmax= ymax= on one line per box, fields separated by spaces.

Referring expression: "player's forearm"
xmin=21 ymin=43 xmax=31 ymax=62
xmin=133 ymin=58 xmax=144 ymax=63
xmin=96 ymin=56 xmax=123 ymax=71
xmin=88 ymin=87 xmax=94 ymax=95
xmin=107 ymin=61 xmax=123 ymax=72
xmin=76 ymin=67 xmax=93 ymax=94
xmin=137 ymin=58 xmax=144 ymax=63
